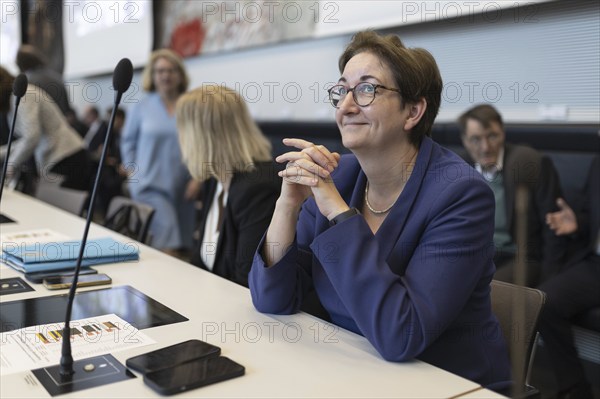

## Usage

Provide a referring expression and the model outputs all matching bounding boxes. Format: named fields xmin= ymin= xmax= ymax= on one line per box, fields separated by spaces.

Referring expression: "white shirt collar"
xmin=475 ymin=147 xmax=504 ymax=182
xmin=200 ymin=181 xmax=228 ymax=271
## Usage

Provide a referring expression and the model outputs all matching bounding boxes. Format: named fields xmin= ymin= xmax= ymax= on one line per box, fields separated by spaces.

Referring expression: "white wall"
xmin=0 ymin=0 xmax=21 ymax=74
xmin=69 ymin=34 xmax=348 ymax=122
xmin=69 ymin=0 xmax=599 ymax=125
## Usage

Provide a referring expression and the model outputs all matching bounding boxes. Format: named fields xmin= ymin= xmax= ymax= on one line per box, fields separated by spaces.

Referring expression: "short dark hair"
xmin=16 ymin=45 xmax=47 ymax=72
xmin=87 ymin=106 xmax=99 ymax=118
xmin=107 ymin=107 xmax=126 ymax=120
xmin=338 ymin=31 xmax=443 ymax=146
xmin=457 ymin=104 xmax=504 ymax=135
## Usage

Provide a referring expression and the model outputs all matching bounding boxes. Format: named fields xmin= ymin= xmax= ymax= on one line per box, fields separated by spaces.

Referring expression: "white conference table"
xmin=0 ymin=190 xmax=503 ymax=398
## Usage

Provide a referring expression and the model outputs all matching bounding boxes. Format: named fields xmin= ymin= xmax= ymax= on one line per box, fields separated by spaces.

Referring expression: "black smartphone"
xmin=25 ymin=268 xmax=97 ymax=284
xmin=42 ymin=273 xmax=111 ymax=290
xmin=143 ymin=356 xmax=245 ymax=395
xmin=126 ymin=339 xmax=221 ymax=374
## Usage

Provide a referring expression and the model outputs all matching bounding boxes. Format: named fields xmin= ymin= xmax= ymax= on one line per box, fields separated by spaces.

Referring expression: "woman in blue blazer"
xmin=249 ymin=31 xmax=511 ymax=390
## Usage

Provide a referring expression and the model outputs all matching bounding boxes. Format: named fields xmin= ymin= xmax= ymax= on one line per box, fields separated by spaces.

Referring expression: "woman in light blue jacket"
xmin=120 ymin=49 xmax=196 ymax=253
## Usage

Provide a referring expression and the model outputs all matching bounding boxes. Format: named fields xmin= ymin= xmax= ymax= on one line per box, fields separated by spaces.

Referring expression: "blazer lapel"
xmin=315 ymin=140 xmax=433 ymax=275
xmin=379 ymin=137 xmax=434 ymax=269
xmin=189 ymin=178 xmax=218 ymax=269
xmin=214 ymin=175 xmax=237 ymax=269
xmin=198 ymin=178 xmax=218 ymax=251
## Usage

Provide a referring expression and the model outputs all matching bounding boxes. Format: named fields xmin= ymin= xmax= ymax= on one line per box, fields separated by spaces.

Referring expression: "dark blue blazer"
xmin=250 ymin=137 xmax=511 ymax=388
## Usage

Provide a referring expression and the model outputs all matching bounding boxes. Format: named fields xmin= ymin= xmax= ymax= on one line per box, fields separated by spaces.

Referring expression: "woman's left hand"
xmin=276 ymin=138 xmax=349 ymax=220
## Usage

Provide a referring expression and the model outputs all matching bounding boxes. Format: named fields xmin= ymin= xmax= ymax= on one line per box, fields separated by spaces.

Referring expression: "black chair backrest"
xmin=104 ymin=196 xmax=155 ymax=244
xmin=490 ymin=280 xmax=546 ymax=397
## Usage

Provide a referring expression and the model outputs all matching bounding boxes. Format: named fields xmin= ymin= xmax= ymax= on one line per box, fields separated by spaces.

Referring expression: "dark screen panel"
xmin=0 ymin=285 xmax=187 ymax=332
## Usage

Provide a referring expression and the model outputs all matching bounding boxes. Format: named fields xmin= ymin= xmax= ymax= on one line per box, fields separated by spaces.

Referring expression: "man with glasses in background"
xmin=458 ymin=104 xmax=565 ymax=286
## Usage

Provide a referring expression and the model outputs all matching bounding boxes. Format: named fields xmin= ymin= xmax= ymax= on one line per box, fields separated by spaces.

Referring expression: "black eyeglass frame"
xmin=327 ymin=82 xmax=401 ymax=108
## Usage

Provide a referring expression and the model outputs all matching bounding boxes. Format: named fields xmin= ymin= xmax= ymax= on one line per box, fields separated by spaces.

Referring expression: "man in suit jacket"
xmin=538 ymin=155 xmax=599 ymax=399
xmin=82 ymin=106 xmax=109 ymax=154
xmin=458 ymin=104 xmax=565 ymax=286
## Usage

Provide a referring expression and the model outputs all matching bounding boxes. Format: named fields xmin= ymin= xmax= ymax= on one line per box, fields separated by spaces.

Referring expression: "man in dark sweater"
xmin=457 ymin=104 xmax=565 ymax=287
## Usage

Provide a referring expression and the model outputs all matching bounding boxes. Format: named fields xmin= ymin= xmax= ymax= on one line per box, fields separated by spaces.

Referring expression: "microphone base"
xmin=32 ymin=354 xmax=135 ymax=396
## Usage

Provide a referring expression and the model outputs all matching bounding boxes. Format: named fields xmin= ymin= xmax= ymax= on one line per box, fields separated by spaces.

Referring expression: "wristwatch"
xmin=329 ymin=207 xmax=360 ymax=226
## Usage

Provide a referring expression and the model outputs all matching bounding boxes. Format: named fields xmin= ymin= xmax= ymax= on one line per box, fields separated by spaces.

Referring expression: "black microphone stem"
xmin=59 ymin=104 xmax=121 ymax=376
xmin=0 ymin=96 xmax=22 ymax=202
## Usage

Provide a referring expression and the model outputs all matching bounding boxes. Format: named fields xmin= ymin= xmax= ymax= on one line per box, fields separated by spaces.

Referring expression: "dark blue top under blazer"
xmin=249 ymin=137 xmax=511 ymax=389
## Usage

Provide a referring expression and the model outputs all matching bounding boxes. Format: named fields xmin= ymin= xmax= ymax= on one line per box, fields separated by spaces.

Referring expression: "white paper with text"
xmin=0 ymin=314 xmax=154 ymax=376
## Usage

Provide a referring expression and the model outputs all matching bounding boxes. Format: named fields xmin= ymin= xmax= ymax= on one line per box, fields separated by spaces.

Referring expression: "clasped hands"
xmin=275 ymin=138 xmax=349 ymax=221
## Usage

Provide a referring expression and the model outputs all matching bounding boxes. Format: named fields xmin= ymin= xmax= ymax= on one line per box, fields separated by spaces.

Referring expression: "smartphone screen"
xmin=126 ymin=340 xmax=221 ymax=374
xmin=43 ymin=273 xmax=111 ymax=290
xmin=143 ymin=356 xmax=244 ymax=395
xmin=25 ymin=268 xmax=97 ymax=284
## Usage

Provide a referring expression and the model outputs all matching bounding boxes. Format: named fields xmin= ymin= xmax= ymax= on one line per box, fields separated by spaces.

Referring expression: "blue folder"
xmin=1 ymin=237 xmax=139 ymax=273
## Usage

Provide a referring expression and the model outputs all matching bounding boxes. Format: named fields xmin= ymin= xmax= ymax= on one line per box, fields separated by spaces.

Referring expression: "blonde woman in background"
xmin=120 ymin=49 xmax=197 ymax=254
xmin=176 ymin=85 xmax=280 ymax=286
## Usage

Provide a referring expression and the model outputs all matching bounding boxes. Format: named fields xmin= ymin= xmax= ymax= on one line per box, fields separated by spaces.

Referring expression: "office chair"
xmin=104 ymin=196 xmax=155 ymax=245
xmin=490 ymin=279 xmax=546 ymax=399
xmin=35 ymin=178 xmax=89 ymax=217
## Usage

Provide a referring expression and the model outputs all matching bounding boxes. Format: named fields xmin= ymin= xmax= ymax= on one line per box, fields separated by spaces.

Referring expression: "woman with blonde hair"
xmin=176 ymin=85 xmax=280 ymax=286
xmin=120 ymin=49 xmax=196 ymax=254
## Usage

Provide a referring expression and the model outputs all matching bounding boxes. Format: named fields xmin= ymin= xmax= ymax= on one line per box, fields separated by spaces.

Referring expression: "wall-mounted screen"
xmin=0 ymin=0 xmax=21 ymax=74
xmin=62 ymin=0 xmax=153 ymax=78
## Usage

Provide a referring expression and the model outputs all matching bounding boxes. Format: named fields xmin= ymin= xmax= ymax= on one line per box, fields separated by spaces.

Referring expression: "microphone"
xmin=0 ymin=74 xmax=28 ymax=203
xmin=510 ymin=184 xmax=529 ymax=396
xmin=112 ymin=58 xmax=133 ymax=104
xmin=58 ymin=58 xmax=133 ymax=377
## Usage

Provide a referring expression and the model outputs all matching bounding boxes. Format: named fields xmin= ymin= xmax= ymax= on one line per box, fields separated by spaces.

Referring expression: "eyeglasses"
xmin=327 ymin=82 xmax=401 ymax=108
xmin=466 ymin=132 xmax=502 ymax=147
xmin=154 ymin=67 xmax=178 ymax=75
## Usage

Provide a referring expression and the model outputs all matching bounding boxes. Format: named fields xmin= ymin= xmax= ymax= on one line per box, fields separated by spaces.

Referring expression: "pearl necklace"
xmin=364 ymin=181 xmax=395 ymax=215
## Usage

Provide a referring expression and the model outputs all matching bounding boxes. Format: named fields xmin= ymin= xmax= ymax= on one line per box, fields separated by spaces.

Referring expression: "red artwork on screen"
xmin=170 ymin=19 xmax=205 ymax=57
